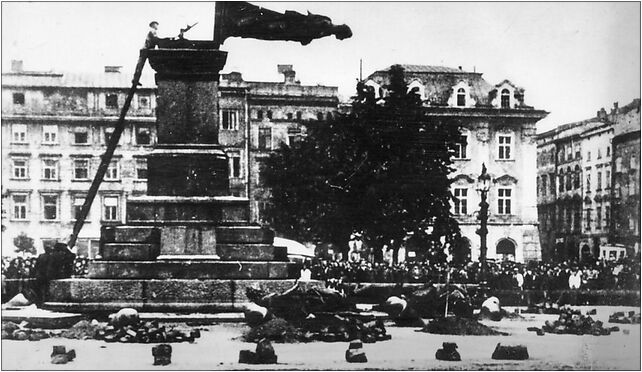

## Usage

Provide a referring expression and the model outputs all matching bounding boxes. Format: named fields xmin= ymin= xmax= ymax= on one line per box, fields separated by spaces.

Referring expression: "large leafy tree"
xmin=14 ymin=232 xmax=36 ymax=256
xmin=263 ymin=65 xmax=462 ymax=259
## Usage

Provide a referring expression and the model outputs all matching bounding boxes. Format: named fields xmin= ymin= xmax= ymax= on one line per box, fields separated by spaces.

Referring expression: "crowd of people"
xmin=308 ymin=255 xmax=641 ymax=291
xmin=2 ymin=255 xmax=88 ymax=280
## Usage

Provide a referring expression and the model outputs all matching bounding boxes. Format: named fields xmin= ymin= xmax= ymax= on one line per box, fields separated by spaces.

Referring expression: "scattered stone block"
xmin=346 ymin=340 xmax=368 ymax=363
xmin=256 ymin=338 xmax=277 ymax=364
xmin=491 ymin=343 xmax=529 ymax=360
xmin=5 ymin=293 xmax=31 ymax=307
xmin=109 ymin=308 xmax=140 ymax=328
xmin=435 ymin=342 xmax=461 ymax=361
xmin=152 ymin=344 xmax=172 ymax=366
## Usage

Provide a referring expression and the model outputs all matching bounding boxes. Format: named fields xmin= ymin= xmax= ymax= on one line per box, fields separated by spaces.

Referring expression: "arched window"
xmin=457 ymin=88 xmax=466 ymax=107
xmin=501 ymin=89 xmax=510 ymax=108
xmin=496 ymin=238 xmax=516 ymax=261
xmin=566 ymin=166 xmax=572 ymax=190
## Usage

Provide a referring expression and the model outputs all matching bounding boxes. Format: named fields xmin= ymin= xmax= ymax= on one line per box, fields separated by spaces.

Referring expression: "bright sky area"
xmin=2 ymin=1 xmax=640 ymax=132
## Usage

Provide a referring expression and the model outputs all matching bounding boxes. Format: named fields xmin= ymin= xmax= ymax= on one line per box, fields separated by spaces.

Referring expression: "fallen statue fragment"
xmin=419 ymin=316 xmax=508 ymax=336
xmin=491 ymin=343 xmax=529 ymax=360
xmin=243 ymin=283 xmax=391 ymax=343
xmin=435 ymin=342 xmax=461 ymax=361
xmin=239 ymin=338 xmax=278 ymax=364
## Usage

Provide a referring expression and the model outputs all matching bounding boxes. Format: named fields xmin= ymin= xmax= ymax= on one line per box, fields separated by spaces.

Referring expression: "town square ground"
xmin=2 ymin=306 xmax=639 ymax=370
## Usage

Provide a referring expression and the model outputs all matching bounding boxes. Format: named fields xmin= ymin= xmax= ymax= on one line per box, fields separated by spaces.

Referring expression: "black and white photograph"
xmin=1 ymin=1 xmax=640 ymax=370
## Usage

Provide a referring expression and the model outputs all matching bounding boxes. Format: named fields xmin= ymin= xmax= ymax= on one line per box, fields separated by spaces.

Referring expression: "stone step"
xmin=215 ymin=226 xmax=275 ymax=244
xmin=45 ymin=278 xmax=324 ymax=313
xmin=216 ymin=244 xmax=286 ymax=261
xmin=101 ymin=243 xmax=160 ymax=261
xmin=87 ymin=260 xmax=300 ymax=280
xmin=101 ymin=226 xmax=161 ymax=243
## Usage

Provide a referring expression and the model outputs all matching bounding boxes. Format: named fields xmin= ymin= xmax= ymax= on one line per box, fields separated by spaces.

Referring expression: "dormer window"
xmin=457 ymin=88 xmax=466 ymax=107
xmin=501 ymin=89 xmax=510 ymax=108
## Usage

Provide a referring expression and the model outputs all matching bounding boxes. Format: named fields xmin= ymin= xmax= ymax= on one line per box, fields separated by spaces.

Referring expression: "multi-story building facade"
xmin=611 ymin=99 xmax=641 ymax=255
xmin=536 ymin=99 xmax=640 ymax=261
xmin=365 ymin=65 xmax=548 ymax=263
xmin=2 ymin=61 xmax=338 ymax=257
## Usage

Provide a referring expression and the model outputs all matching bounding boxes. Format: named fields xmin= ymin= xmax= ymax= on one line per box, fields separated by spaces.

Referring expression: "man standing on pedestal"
xmin=132 ymin=21 xmax=161 ymax=86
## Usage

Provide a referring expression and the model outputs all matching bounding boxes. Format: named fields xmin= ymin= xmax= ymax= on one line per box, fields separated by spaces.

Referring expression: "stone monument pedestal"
xmin=43 ymin=41 xmax=322 ymax=313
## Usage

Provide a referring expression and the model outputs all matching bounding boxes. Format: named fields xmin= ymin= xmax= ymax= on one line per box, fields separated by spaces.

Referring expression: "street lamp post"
xmin=476 ymin=163 xmax=491 ymax=297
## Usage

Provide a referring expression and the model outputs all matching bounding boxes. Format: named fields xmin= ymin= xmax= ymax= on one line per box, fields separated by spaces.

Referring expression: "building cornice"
xmin=422 ymin=107 xmax=548 ymax=120
xmin=1 ymin=114 xmax=155 ymax=123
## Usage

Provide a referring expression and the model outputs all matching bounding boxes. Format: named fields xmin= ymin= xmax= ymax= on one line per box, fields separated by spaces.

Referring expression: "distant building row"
xmin=1 ymin=61 xmax=338 ymax=256
xmin=536 ymin=99 xmax=640 ymax=261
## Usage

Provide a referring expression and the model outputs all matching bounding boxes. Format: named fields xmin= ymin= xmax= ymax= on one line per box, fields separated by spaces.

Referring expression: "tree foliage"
xmin=263 ymin=65 xmax=462 ymax=257
xmin=13 ymin=232 xmax=36 ymax=256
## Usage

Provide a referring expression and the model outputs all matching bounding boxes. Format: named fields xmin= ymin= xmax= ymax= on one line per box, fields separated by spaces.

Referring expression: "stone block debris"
xmin=345 ymin=340 xmax=368 ymax=363
xmin=238 ymin=338 xmax=278 ymax=364
xmin=435 ymin=342 xmax=461 ymax=361
xmin=491 ymin=343 xmax=529 ymax=360
xmin=420 ymin=316 xmax=508 ymax=335
xmin=540 ymin=306 xmax=618 ymax=335
xmin=152 ymin=344 xmax=172 ymax=366
xmin=608 ymin=311 xmax=641 ymax=324
xmin=4 ymin=293 xmax=31 ymax=307
xmin=1 ymin=321 xmax=51 ymax=341
xmin=109 ymin=308 xmax=140 ymax=328
xmin=480 ymin=296 xmax=502 ymax=321
xmin=50 ymin=345 xmax=76 ymax=364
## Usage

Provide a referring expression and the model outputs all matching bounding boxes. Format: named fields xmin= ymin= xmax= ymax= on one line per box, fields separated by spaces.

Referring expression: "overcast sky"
xmin=2 ymin=2 xmax=640 ymax=132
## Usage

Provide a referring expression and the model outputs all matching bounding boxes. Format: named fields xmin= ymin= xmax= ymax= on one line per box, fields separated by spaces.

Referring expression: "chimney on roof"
xmin=277 ymin=64 xmax=296 ymax=84
xmin=597 ymin=107 xmax=607 ymax=120
xmin=11 ymin=60 xmax=23 ymax=72
xmin=458 ymin=66 xmax=462 ymax=71
xmin=104 ymin=66 xmax=122 ymax=73
xmin=223 ymin=71 xmax=243 ymax=83
xmin=611 ymin=101 xmax=619 ymax=115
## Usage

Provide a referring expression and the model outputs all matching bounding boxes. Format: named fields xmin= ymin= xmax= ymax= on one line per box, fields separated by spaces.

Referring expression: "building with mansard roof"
xmin=365 ymin=64 xmax=548 ymax=263
xmin=1 ymin=60 xmax=338 ymax=257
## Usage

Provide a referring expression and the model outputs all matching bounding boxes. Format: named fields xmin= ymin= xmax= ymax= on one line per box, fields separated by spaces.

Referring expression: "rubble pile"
xmin=523 ymin=301 xmax=561 ymax=315
xmin=420 ymin=316 xmax=508 ymax=336
xmin=51 ymin=345 xmax=76 ymax=365
xmin=239 ymin=338 xmax=278 ymax=364
xmin=609 ymin=311 xmax=641 ymax=324
xmin=243 ymin=315 xmax=391 ymax=344
xmin=345 ymin=340 xmax=368 ymax=363
xmin=1 ymin=321 xmax=52 ymax=341
xmin=537 ymin=307 xmax=619 ymax=335
xmin=95 ymin=320 xmax=201 ymax=344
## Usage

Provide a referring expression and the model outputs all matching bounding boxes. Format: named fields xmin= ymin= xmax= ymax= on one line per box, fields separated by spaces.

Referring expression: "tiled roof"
xmin=2 ymin=70 xmax=156 ymax=89
xmin=376 ymin=64 xmax=468 ymax=74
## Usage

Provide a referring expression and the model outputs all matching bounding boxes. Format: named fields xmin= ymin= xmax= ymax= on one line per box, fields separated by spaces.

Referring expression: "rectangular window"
xmin=574 ymin=144 xmax=580 ymax=159
xmin=42 ymin=194 xmax=58 ymax=220
xmin=72 ymin=195 xmax=86 ymax=221
xmin=11 ymin=194 xmax=28 ymax=220
xmin=453 ymin=135 xmax=468 ymax=159
xmin=135 ymin=127 xmax=152 ymax=145
xmin=573 ymin=210 xmax=580 ymax=231
xmin=558 ymin=174 xmax=564 ymax=192
xmin=498 ymin=188 xmax=512 ymax=215
xmin=541 ymin=176 xmax=547 ymax=196
xmin=12 ymin=158 xmax=29 ymax=179
xmin=229 ymin=155 xmax=241 ymax=178
xmin=587 ymin=151 xmax=591 ymax=161
xmin=104 ymin=128 xmax=115 ymax=145
xmin=597 ymin=148 xmax=602 ymax=159
xmin=138 ymin=95 xmax=150 ymax=109
xmin=586 ymin=209 xmax=592 ymax=230
xmin=453 ymin=188 xmax=468 ymax=215
xmin=105 ymin=160 xmax=119 ymax=180
xmin=42 ymin=125 xmax=58 ymax=144
xmin=586 ymin=173 xmax=591 ymax=191
xmin=498 ymin=135 xmax=512 ymax=159
xmin=566 ymin=145 xmax=572 ymax=160
xmin=41 ymin=158 xmax=59 ymax=180
xmin=220 ymin=110 xmax=239 ymax=130
xmin=12 ymin=124 xmax=27 ymax=143
xmin=135 ymin=159 xmax=147 ymax=179
xmin=257 ymin=110 xmax=264 ymax=120
xmin=103 ymin=196 xmax=119 ymax=221
xmin=106 ymin=93 xmax=118 ymax=109
xmin=605 ymin=170 xmax=611 ymax=189
xmin=258 ymin=127 xmax=272 ymax=150
xmin=296 ymin=111 xmax=302 ymax=120
xmin=73 ymin=129 xmax=89 ymax=145
xmin=597 ymin=171 xmax=602 ymax=190
xmin=606 ymin=146 xmax=611 ymax=157
xmin=596 ymin=207 xmax=602 ymax=228
xmin=73 ymin=159 xmax=90 ymax=180
xmin=13 ymin=92 xmax=25 ymax=105
xmin=605 ymin=206 xmax=610 ymax=225
xmin=549 ymin=174 xmax=555 ymax=194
